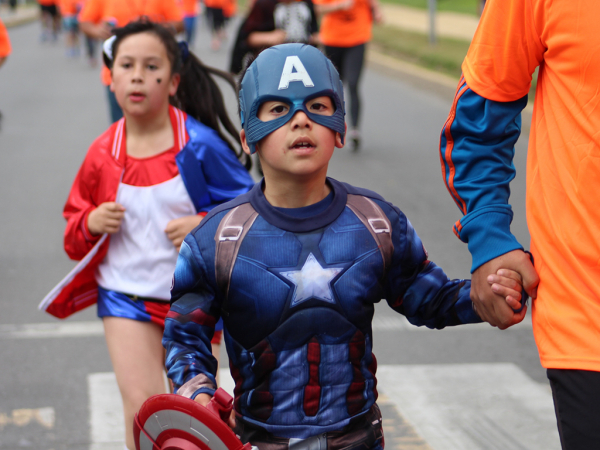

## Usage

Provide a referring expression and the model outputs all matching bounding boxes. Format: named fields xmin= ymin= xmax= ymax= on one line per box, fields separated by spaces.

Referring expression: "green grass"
xmin=371 ymin=24 xmax=538 ymax=97
xmin=371 ymin=24 xmax=470 ymax=78
xmin=380 ymin=0 xmax=482 ymax=16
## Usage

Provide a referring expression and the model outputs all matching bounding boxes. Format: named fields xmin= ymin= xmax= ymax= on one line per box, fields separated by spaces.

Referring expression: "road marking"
xmin=88 ymin=373 xmax=124 ymax=450
xmin=88 ymin=369 xmax=234 ymax=450
xmin=89 ymin=365 xmax=556 ymax=450
xmin=377 ymin=363 xmax=560 ymax=450
xmin=372 ymin=314 xmax=532 ymax=331
xmin=0 ymin=321 xmax=104 ymax=339
xmin=0 ymin=407 xmax=55 ymax=429
xmin=0 ymin=316 xmax=531 ymax=340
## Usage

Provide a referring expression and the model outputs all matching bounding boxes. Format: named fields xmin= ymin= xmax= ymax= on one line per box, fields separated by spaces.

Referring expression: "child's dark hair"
xmin=108 ymin=19 xmax=251 ymax=170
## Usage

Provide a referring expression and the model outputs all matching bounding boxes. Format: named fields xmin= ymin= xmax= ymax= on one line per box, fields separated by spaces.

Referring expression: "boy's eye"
xmin=121 ymin=62 xmax=132 ymax=69
xmin=271 ymin=104 xmax=288 ymax=115
xmin=147 ymin=64 xmax=158 ymax=70
xmin=307 ymin=98 xmax=335 ymax=116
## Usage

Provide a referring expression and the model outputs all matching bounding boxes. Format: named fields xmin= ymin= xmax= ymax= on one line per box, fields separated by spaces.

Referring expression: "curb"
xmin=368 ymin=50 xmax=459 ymax=90
xmin=367 ymin=49 xmax=534 ymax=115
xmin=1 ymin=7 xmax=39 ymax=28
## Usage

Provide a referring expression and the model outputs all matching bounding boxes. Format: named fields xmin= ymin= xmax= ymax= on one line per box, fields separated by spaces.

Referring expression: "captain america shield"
xmin=134 ymin=393 xmax=247 ymax=450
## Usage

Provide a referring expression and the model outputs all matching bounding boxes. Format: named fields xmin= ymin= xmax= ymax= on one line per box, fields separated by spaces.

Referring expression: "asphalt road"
xmin=0 ymin=19 xmax=557 ymax=450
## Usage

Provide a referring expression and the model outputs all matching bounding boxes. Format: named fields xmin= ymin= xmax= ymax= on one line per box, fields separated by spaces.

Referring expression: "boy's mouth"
xmin=290 ymin=137 xmax=315 ymax=150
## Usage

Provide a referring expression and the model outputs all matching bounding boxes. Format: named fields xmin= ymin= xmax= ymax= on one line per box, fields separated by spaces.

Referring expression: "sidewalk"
xmin=0 ymin=4 xmax=39 ymax=28
xmin=380 ymin=3 xmax=480 ymax=41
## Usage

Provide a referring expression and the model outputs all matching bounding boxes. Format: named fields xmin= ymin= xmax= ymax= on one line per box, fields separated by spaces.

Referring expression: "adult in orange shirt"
xmin=439 ymin=0 xmax=600 ymax=447
xmin=204 ymin=0 xmax=227 ymax=50
xmin=38 ymin=0 xmax=61 ymax=41
xmin=179 ymin=0 xmax=199 ymax=44
xmin=313 ymin=0 xmax=381 ymax=151
xmin=0 ymin=17 xmax=10 ymax=128
xmin=223 ymin=0 xmax=237 ymax=21
xmin=0 ymin=17 xmax=10 ymax=68
xmin=78 ymin=0 xmax=183 ymax=122
xmin=59 ymin=0 xmax=81 ymax=57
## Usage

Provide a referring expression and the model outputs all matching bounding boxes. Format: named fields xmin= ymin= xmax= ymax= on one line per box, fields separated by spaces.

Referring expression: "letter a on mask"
xmin=278 ymin=56 xmax=315 ymax=90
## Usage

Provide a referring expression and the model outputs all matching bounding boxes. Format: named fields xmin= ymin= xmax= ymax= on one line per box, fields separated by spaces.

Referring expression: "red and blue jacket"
xmin=40 ymin=106 xmax=254 ymax=319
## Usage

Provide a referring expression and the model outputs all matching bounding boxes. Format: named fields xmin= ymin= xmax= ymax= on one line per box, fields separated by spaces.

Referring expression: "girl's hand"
xmin=165 ymin=215 xmax=203 ymax=250
xmin=487 ymin=268 xmax=524 ymax=311
xmin=87 ymin=202 xmax=126 ymax=235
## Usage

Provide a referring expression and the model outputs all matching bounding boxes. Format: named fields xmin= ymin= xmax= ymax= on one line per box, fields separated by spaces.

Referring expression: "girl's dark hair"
xmin=109 ymin=19 xmax=251 ymax=170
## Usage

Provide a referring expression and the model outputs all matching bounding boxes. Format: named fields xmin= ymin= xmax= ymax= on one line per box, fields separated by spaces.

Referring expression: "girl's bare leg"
xmin=103 ymin=317 xmax=167 ymax=450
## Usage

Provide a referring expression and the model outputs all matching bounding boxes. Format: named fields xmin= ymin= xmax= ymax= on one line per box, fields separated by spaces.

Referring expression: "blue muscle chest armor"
xmin=164 ymin=179 xmax=480 ymax=440
xmin=239 ymin=44 xmax=346 ymax=153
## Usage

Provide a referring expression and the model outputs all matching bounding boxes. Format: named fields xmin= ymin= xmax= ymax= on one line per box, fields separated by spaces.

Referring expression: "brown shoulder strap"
xmin=346 ymin=194 xmax=394 ymax=272
xmin=214 ymin=203 xmax=258 ymax=315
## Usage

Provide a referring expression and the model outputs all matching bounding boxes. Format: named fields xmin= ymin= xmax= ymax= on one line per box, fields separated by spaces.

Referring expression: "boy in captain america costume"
xmin=162 ymin=44 xmax=524 ymax=449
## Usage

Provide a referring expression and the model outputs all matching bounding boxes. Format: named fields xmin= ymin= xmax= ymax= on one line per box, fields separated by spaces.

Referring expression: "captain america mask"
xmin=239 ymin=44 xmax=346 ymax=154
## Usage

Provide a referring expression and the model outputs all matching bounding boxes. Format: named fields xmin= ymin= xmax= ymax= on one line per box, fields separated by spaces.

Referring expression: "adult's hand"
xmin=471 ymin=249 xmax=539 ymax=329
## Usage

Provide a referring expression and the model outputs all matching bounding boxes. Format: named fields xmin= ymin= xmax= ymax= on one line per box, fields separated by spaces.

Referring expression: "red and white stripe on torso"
xmin=96 ymin=108 xmax=194 ymax=301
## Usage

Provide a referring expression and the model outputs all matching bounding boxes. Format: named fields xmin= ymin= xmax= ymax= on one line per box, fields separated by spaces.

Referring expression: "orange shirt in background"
xmin=313 ymin=0 xmax=371 ymax=47
xmin=79 ymin=0 xmax=183 ymax=85
xmin=464 ymin=0 xmax=600 ymax=372
xmin=59 ymin=0 xmax=80 ymax=16
xmin=180 ymin=0 xmax=199 ymax=16
xmin=204 ymin=0 xmax=226 ymax=9
xmin=0 ymin=18 xmax=11 ymax=58
xmin=223 ymin=0 xmax=237 ymax=18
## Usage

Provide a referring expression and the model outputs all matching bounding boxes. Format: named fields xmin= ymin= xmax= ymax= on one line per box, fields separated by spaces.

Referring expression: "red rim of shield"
xmin=134 ymin=394 xmax=245 ymax=450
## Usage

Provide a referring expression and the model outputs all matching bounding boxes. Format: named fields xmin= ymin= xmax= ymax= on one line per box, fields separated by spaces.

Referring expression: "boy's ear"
xmin=335 ymin=123 xmax=347 ymax=149
xmin=240 ymin=129 xmax=252 ymax=156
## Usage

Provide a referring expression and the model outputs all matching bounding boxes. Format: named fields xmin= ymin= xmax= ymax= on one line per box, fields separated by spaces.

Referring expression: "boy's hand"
xmin=87 ymin=202 xmax=125 ymax=235
xmin=194 ymin=393 xmax=236 ymax=429
xmin=194 ymin=393 xmax=212 ymax=407
xmin=487 ymin=268 xmax=525 ymax=311
xmin=165 ymin=215 xmax=203 ymax=250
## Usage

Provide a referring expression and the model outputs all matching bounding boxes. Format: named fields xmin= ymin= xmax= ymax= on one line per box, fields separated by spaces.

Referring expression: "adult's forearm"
xmin=439 ymin=80 xmax=528 ymax=271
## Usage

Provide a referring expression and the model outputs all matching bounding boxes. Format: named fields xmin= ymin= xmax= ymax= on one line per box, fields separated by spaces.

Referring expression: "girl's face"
xmin=110 ymin=32 xmax=180 ymax=118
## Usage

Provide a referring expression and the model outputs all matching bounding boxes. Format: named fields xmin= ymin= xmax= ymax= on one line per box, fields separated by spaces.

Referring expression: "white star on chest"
xmin=280 ymin=253 xmax=343 ymax=307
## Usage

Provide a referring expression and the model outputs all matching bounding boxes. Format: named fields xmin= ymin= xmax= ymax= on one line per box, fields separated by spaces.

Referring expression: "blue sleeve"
xmin=178 ymin=122 xmax=255 ymax=213
xmin=163 ymin=234 xmax=221 ymax=398
xmin=383 ymin=204 xmax=480 ymax=328
xmin=439 ymin=79 xmax=528 ymax=272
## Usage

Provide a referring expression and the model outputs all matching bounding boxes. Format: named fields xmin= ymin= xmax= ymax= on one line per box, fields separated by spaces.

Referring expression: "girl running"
xmin=46 ymin=20 xmax=254 ymax=450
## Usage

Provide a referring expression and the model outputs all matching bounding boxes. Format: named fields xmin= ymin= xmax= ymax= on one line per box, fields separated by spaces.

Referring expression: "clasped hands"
xmin=478 ymin=249 xmax=539 ymax=329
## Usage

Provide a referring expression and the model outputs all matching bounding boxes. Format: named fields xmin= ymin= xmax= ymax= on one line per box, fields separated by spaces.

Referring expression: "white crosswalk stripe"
xmin=0 ymin=315 xmax=531 ymax=341
xmin=88 ymin=364 xmax=557 ymax=450
xmin=377 ymin=363 xmax=560 ymax=450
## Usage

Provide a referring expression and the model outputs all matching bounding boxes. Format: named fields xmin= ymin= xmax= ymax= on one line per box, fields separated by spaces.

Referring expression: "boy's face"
xmin=241 ymin=96 xmax=345 ymax=179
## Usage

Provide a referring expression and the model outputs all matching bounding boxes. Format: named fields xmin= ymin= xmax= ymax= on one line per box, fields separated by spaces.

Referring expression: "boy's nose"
xmin=290 ymin=110 xmax=311 ymax=128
